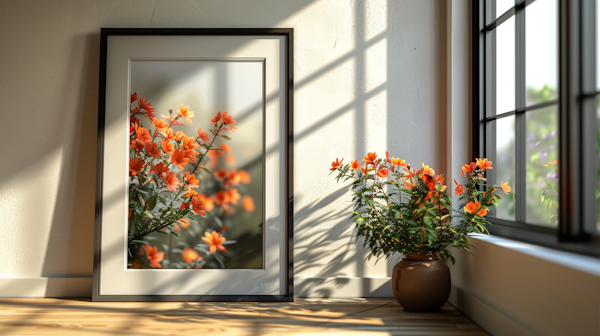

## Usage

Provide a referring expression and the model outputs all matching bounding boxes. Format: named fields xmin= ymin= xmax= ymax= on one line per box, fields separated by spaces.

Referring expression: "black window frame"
xmin=473 ymin=0 xmax=600 ymax=257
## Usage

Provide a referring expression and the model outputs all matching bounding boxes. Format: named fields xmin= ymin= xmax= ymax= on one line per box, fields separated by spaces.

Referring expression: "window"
xmin=474 ymin=0 xmax=600 ymax=256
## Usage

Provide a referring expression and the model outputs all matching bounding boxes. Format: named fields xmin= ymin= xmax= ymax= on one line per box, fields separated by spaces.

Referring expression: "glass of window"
xmin=494 ymin=17 xmax=515 ymax=115
xmin=525 ymin=106 xmax=559 ymax=226
xmin=526 ymin=0 xmax=558 ymax=106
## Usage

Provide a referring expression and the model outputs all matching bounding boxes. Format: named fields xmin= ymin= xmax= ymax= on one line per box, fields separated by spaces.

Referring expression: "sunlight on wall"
xmin=0 ymin=148 xmax=63 ymax=277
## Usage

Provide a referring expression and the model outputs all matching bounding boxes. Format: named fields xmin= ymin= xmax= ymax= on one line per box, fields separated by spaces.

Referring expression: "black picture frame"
xmin=93 ymin=28 xmax=294 ymax=301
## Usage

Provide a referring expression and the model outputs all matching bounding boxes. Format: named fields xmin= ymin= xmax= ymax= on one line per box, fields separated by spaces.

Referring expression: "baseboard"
xmin=294 ymin=277 xmax=393 ymax=298
xmin=0 ymin=277 xmax=93 ymax=298
xmin=0 ymin=276 xmax=393 ymax=299
xmin=448 ymin=285 xmax=537 ymax=336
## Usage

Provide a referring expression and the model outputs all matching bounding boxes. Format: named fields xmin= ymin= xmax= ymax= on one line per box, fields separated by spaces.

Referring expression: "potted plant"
xmin=329 ymin=152 xmax=510 ymax=311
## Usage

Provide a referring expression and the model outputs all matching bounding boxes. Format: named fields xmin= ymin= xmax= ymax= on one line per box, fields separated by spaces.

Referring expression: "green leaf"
xmin=143 ymin=210 xmax=154 ymax=219
xmin=221 ymin=135 xmax=232 ymax=140
xmin=146 ymin=194 xmax=157 ymax=211
xmin=201 ymin=167 xmax=213 ymax=175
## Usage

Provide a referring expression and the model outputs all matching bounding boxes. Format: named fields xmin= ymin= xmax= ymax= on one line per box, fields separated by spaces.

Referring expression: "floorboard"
xmin=0 ymin=298 xmax=488 ymax=335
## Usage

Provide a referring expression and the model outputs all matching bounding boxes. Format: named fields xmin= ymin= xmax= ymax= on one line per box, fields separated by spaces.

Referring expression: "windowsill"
xmin=469 ymin=233 xmax=600 ymax=277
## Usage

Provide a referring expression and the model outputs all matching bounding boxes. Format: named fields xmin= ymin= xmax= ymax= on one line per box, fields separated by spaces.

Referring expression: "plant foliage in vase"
xmin=330 ymin=152 xmax=511 ymax=263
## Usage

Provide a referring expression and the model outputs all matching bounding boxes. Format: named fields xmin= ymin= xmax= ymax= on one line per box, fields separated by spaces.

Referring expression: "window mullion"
xmin=558 ymin=0 xmax=582 ymax=239
xmin=515 ymin=5 xmax=526 ymax=223
xmin=581 ymin=0 xmax=597 ymax=234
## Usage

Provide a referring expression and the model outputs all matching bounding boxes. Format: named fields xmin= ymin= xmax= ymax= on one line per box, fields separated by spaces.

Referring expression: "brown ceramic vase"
xmin=391 ymin=252 xmax=451 ymax=312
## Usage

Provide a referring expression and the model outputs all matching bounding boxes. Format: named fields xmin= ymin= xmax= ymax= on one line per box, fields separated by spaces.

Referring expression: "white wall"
xmin=0 ymin=0 xmax=448 ymax=297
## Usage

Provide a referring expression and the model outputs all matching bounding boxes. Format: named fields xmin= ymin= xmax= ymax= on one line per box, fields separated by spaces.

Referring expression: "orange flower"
xmin=130 ymin=138 xmax=145 ymax=151
xmin=214 ymin=168 xmax=228 ymax=180
xmin=363 ymin=152 xmax=377 ymax=164
xmin=197 ymin=127 xmax=210 ymax=144
xmin=140 ymin=245 xmax=164 ymax=268
xmin=191 ymin=193 xmax=207 ymax=216
xmin=433 ymin=174 xmax=445 ymax=185
xmin=145 ymin=143 xmax=161 ymax=158
xmin=182 ymin=135 xmax=199 ymax=150
xmin=461 ymin=162 xmax=477 ymax=175
xmin=330 ymin=158 xmax=344 ymax=171
xmin=129 ymin=157 xmax=144 ymax=176
xmin=130 ymin=92 xmax=138 ymax=103
xmin=403 ymin=180 xmax=416 ymax=190
xmin=464 ymin=200 xmax=481 ymax=214
xmin=201 ymin=231 xmax=227 ymax=253
xmin=208 ymin=111 xmax=222 ymax=123
xmin=199 ymin=194 xmax=215 ymax=212
xmin=350 ymin=160 xmax=360 ymax=170
xmin=424 ymin=191 xmax=433 ymax=201
xmin=403 ymin=167 xmax=417 ymax=178
xmin=137 ymin=96 xmax=155 ymax=118
xmin=222 ymin=112 xmax=237 ymax=132
xmin=476 ymin=207 xmax=488 ymax=217
xmin=421 ymin=163 xmax=435 ymax=176
xmin=454 ymin=179 xmax=464 ymax=195
xmin=228 ymin=188 xmax=241 ymax=205
xmin=476 ymin=158 xmax=493 ymax=171
xmin=184 ymin=171 xmax=199 ymax=186
xmin=181 ymin=248 xmax=201 ymax=263
xmin=177 ymin=104 xmax=194 ymax=124
xmin=164 ymin=128 xmax=176 ymax=140
xmin=184 ymin=149 xmax=199 ymax=161
xmin=225 ymin=155 xmax=237 ymax=165
xmin=135 ymin=124 xmax=152 ymax=144
xmin=237 ymin=170 xmax=251 ymax=183
xmin=163 ymin=172 xmax=180 ymax=191
xmin=220 ymin=143 xmax=232 ymax=153
xmin=361 ymin=168 xmax=367 ymax=175
xmin=174 ymin=130 xmax=185 ymax=141
xmin=151 ymin=118 xmax=168 ymax=131
xmin=243 ymin=195 xmax=255 ymax=212
xmin=171 ymin=150 xmax=189 ymax=170
xmin=386 ymin=151 xmax=391 ymax=162
xmin=390 ymin=157 xmax=405 ymax=167
xmin=150 ymin=162 xmax=169 ymax=176
xmin=161 ymin=138 xmax=174 ymax=154
xmin=214 ymin=190 xmax=229 ymax=205
xmin=377 ymin=168 xmax=389 ymax=178
xmin=544 ymin=158 xmax=559 ymax=167
xmin=501 ymin=181 xmax=511 ymax=194
xmin=174 ymin=218 xmax=191 ymax=232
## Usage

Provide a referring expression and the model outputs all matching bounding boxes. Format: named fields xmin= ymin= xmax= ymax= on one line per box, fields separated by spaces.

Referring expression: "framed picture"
xmin=93 ymin=28 xmax=293 ymax=301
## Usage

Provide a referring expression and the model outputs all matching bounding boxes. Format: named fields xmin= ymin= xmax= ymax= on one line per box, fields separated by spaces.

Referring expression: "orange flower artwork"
xmin=127 ymin=91 xmax=263 ymax=271
xmin=201 ymin=231 xmax=228 ymax=253
xmin=243 ymin=195 xmax=255 ymax=212
xmin=181 ymin=248 xmax=202 ymax=263
xmin=141 ymin=245 xmax=164 ymax=268
xmin=129 ymin=157 xmax=144 ymax=176
xmin=177 ymin=104 xmax=195 ymax=124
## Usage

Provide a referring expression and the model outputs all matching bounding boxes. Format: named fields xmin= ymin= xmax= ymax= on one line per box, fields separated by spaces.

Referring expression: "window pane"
xmin=526 ymin=0 xmax=558 ymax=105
xmin=495 ymin=17 xmax=516 ymax=114
xmin=496 ymin=0 xmax=514 ymax=20
xmin=525 ymin=105 xmax=558 ymax=226
xmin=487 ymin=117 xmax=516 ymax=220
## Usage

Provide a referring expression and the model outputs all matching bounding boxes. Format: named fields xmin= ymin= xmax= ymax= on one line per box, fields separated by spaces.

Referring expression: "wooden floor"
xmin=0 ymin=298 xmax=488 ymax=335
